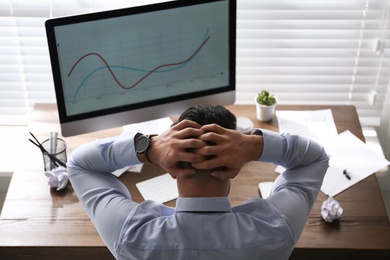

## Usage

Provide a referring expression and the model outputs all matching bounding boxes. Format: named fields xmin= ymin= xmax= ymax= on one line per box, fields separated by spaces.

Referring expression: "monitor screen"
xmin=46 ymin=0 xmax=236 ymax=136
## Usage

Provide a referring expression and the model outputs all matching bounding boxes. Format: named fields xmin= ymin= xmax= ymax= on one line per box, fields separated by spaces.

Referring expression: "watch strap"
xmin=137 ymin=152 xmax=151 ymax=164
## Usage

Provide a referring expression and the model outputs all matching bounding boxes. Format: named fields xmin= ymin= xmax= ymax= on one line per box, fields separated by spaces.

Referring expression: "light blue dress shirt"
xmin=67 ymin=129 xmax=329 ymax=260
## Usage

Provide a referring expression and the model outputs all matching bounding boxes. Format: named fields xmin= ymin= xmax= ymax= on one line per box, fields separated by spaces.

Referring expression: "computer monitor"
xmin=45 ymin=0 xmax=236 ymax=137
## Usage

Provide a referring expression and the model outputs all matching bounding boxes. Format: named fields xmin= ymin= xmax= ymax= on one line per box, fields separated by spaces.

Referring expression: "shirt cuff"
xmin=98 ymin=131 xmax=141 ymax=167
xmin=255 ymin=129 xmax=284 ymax=164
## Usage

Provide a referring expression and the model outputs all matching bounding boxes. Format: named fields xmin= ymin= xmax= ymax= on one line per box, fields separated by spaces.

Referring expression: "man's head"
xmin=173 ymin=105 xmax=237 ymax=197
xmin=175 ymin=105 xmax=236 ymax=130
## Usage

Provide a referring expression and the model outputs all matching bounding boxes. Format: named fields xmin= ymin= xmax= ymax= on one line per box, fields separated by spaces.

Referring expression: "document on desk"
xmin=112 ymin=164 xmax=143 ymax=177
xmin=275 ymin=109 xmax=338 ymax=174
xmin=320 ymin=130 xmax=390 ymax=197
xmin=276 ymin=109 xmax=338 ymax=142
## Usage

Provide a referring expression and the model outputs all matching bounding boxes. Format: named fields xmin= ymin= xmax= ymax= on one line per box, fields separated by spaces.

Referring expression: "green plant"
xmin=256 ymin=90 xmax=276 ymax=106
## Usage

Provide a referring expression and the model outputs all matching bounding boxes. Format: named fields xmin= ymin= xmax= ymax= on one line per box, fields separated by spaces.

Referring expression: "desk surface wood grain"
xmin=0 ymin=104 xmax=389 ymax=259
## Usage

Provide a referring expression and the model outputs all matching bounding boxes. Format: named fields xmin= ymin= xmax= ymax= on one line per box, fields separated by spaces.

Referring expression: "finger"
xmin=192 ymin=145 xmax=219 ymax=156
xmin=197 ymin=132 xmax=225 ymax=144
xmin=174 ymin=138 xmax=206 ymax=154
xmin=192 ymin=158 xmax=222 ymax=170
xmin=178 ymin=152 xmax=205 ymax=164
xmin=177 ymin=127 xmax=205 ymax=139
xmin=172 ymin=119 xmax=202 ymax=131
xmin=168 ymin=167 xmax=197 ymax=179
xmin=181 ymin=168 xmax=197 ymax=176
xmin=200 ymin=123 xmax=227 ymax=134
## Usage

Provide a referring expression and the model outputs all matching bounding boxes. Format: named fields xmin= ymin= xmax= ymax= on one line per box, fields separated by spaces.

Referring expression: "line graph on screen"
xmin=66 ymin=28 xmax=212 ymax=100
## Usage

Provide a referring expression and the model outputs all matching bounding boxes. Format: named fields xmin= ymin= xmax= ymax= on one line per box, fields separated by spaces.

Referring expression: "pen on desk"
xmin=50 ymin=132 xmax=57 ymax=170
xmin=343 ymin=169 xmax=351 ymax=180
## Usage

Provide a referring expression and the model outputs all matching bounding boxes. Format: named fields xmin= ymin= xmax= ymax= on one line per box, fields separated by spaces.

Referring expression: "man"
xmin=67 ymin=105 xmax=329 ymax=260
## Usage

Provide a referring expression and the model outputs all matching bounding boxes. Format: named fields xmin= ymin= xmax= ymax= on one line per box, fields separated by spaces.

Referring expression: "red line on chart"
xmin=68 ymin=35 xmax=211 ymax=91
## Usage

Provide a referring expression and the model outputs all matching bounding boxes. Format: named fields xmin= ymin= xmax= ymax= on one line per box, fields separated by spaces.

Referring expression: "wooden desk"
xmin=0 ymin=104 xmax=389 ymax=259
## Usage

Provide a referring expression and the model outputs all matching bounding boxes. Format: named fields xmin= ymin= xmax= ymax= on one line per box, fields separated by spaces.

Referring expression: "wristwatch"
xmin=135 ymin=133 xmax=154 ymax=163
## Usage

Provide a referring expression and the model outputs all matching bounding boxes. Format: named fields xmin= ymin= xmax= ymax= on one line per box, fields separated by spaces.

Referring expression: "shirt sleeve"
xmin=256 ymin=129 xmax=329 ymax=245
xmin=67 ymin=131 xmax=143 ymax=257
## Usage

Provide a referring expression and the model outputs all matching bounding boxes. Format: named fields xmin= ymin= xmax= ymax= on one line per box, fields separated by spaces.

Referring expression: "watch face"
xmin=136 ymin=135 xmax=150 ymax=153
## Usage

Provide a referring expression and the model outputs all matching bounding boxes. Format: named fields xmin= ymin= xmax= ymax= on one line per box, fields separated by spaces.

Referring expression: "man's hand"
xmin=192 ymin=124 xmax=263 ymax=180
xmin=147 ymin=120 xmax=207 ymax=178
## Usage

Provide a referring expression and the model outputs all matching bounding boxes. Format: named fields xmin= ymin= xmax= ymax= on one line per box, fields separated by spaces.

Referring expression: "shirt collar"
xmin=175 ymin=197 xmax=232 ymax=213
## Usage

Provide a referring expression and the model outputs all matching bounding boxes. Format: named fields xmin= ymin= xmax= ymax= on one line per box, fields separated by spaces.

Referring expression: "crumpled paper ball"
xmin=321 ymin=196 xmax=343 ymax=223
xmin=44 ymin=166 xmax=68 ymax=191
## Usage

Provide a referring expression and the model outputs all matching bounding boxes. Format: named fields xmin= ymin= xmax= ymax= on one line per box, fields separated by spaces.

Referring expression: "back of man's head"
xmin=174 ymin=105 xmax=237 ymax=197
xmin=174 ymin=105 xmax=236 ymax=130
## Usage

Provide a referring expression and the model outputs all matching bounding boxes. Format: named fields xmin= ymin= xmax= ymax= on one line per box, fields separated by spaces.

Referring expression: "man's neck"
xmin=177 ymin=171 xmax=230 ymax=197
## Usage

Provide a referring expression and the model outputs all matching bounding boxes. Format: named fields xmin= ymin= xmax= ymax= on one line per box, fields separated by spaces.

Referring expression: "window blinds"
xmin=0 ymin=0 xmax=161 ymax=125
xmin=236 ymin=0 xmax=390 ymax=127
xmin=1 ymin=0 xmax=389 ymax=126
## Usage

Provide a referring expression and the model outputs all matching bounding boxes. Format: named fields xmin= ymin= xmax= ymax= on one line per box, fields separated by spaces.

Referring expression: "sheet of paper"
xmin=112 ymin=164 xmax=143 ymax=177
xmin=136 ymin=173 xmax=178 ymax=203
xmin=320 ymin=130 xmax=390 ymax=197
xmin=276 ymin=109 xmax=338 ymax=142
xmin=123 ymin=117 xmax=173 ymax=134
xmin=258 ymin=182 xmax=274 ymax=199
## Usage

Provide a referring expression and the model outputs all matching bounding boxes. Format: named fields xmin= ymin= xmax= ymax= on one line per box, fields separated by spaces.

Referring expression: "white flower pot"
xmin=255 ymin=98 xmax=276 ymax=122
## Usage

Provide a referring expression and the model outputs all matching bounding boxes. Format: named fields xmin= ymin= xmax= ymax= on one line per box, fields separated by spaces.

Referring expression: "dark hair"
xmin=174 ymin=105 xmax=236 ymax=129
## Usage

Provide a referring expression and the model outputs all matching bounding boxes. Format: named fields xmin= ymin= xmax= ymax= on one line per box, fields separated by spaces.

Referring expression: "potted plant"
xmin=255 ymin=90 xmax=277 ymax=121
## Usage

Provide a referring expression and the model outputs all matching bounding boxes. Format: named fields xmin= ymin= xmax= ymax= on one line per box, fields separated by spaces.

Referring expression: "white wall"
xmin=377 ymin=84 xmax=390 ymax=160
xmin=0 ymin=173 xmax=12 ymax=214
xmin=0 ymin=126 xmax=26 ymax=174
xmin=0 ymin=126 xmax=25 ymax=213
